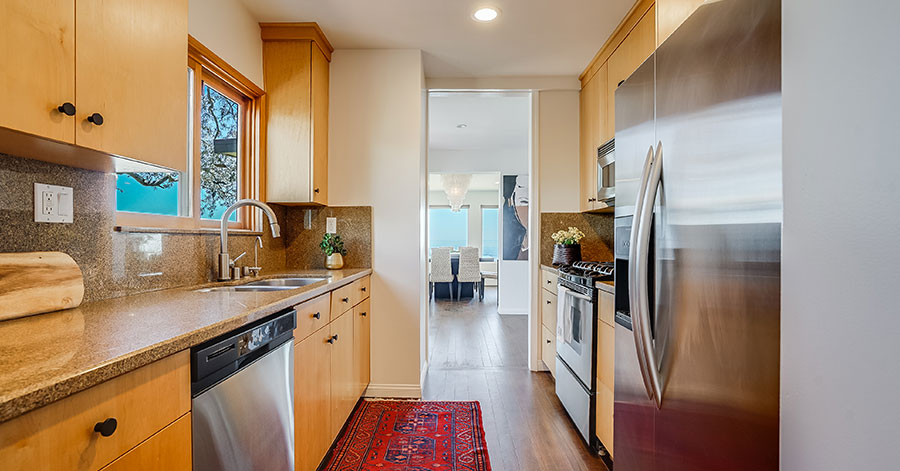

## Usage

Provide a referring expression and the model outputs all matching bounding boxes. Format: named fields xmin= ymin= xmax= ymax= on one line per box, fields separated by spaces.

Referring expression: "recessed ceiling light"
xmin=473 ymin=7 xmax=500 ymax=22
xmin=456 ymin=123 xmax=468 ymax=128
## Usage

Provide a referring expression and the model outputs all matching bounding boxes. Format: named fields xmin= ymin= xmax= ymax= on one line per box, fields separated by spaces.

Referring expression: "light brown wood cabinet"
xmin=657 ymin=0 xmax=707 ymax=46
xmin=294 ymin=326 xmax=334 ymax=471
xmin=595 ymin=290 xmax=615 ymax=456
xmin=579 ymin=63 xmax=611 ymax=212
xmin=353 ymin=298 xmax=371 ymax=397
xmin=292 ymin=275 xmax=371 ymax=470
xmin=607 ymin=3 xmax=657 ymax=141
xmin=100 ymin=413 xmax=192 ymax=471
xmin=261 ymin=23 xmax=333 ymax=205
xmin=541 ymin=325 xmax=557 ymax=378
xmin=0 ymin=351 xmax=191 ymax=471
xmin=539 ymin=267 xmax=559 ymax=376
xmin=0 ymin=0 xmax=188 ymax=172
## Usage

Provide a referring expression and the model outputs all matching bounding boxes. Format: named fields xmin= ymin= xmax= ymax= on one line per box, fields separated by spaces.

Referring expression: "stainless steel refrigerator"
xmin=613 ymin=0 xmax=781 ymax=469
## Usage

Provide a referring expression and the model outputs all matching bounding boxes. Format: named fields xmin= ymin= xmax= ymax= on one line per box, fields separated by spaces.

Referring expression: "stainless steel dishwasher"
xmin=191 ymin=309 xmax=296 ymax=470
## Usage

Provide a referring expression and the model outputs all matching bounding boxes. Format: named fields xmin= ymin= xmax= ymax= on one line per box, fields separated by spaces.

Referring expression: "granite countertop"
xmin=0 ymin=268 xmax=372 ymax=423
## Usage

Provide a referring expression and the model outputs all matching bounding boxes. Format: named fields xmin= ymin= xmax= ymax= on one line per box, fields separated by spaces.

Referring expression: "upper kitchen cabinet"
xmin=261 ymin=23 xmax=333 ymax=205
xmin=607 ymin=3 xmax=656 ymax=137
xmin=75 ymin=0 xmax=188 ymax=172
xmin=579 ymin=64 xmax=609 ymax=212
xmin=0 ymin=0 xmax=75 ymax=144
xmin=0 ymin=0 xmax=188 ymax=172
xmin=657 ymin=0 xmax=707 ymax=46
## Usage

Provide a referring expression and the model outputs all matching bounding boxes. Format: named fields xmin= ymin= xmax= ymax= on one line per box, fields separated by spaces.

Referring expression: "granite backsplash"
xmin=540 ymin=212 xmax=614 ymax=267
xmin=0 ymin=153 xmax=372 ymax=302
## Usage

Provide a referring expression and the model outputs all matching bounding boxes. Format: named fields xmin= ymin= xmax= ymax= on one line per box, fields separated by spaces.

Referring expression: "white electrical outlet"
xmin=326 ymin=217 xmax=337 ymax=234
xmin=34 ymin=183 xmax=74 ymax=223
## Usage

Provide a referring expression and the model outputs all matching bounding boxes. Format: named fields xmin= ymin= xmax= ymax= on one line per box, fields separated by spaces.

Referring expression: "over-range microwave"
xmin=597 ymin=139 xmax=615 ymax=205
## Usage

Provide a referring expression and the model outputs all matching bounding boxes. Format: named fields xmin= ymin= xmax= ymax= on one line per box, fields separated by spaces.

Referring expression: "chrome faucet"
xmin=218 ymin=199 xmax=281 ymax=281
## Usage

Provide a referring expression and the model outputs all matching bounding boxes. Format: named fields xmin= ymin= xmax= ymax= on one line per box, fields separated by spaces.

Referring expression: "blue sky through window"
xmin=482 ymin=207 xmax=499 ymax=259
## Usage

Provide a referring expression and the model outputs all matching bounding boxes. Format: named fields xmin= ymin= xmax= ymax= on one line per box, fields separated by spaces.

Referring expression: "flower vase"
xmin=326 ymin=253 xmax=344 ymax=270
xmin=552 ymin=244 xmax=582 ymax=266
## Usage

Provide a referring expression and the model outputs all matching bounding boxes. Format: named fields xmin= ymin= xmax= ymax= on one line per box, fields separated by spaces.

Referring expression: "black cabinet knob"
xmin=327 ymin=336 xmax=335 ymax=344
xmin=342 ymin=297 xmax=349 ymax=303
xmin=312 ymin=312 xmax=321 ymax=319
xmin=314 ymin=188 xmax=320 ymax=193
xmin=546 ymin=339 xmax=552 ymax=344
xmin=546 ymin=300 xmax=551 ymax=304
xmin=94 ymin=418 xmax=117 ymax=437
xmin=361 ymin=311 xmax=367 ymax=317
xmin=332 ymin=334 xmax=339 ymax=342
xmin=361 ymin=287 xmax=366 ymax=292
xmin=57 ymin=102 xmax=76 ymax=116
xmin=87 ymin=113 xmax=104 ymax=126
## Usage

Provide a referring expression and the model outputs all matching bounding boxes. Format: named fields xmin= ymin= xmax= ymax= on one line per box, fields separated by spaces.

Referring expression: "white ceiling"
xmin=428 ymin=92 xmax=530 ymax=151
xmin=429 ymin=173 xmax=500 ymax=192
xmin=239 ymin=0 xmax=635 ymax=77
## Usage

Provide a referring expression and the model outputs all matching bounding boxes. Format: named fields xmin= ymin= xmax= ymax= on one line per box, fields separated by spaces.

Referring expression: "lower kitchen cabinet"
xmin=329 ymin=310 xmax=356 ymax=439
xmin=541 ymin=325 xmax=557 ymax=378
xmin=0 ymin=351 xmax=190 ymax=471
xmin=595 ymin=289 xmax=616 ymax=455
xmin=100 ymin=413 xmax=192 ymax=471
xmin=353 ymin=298 xmax=371 ymax=397
xmin=294 ymin=327 xmax=334 ymax=471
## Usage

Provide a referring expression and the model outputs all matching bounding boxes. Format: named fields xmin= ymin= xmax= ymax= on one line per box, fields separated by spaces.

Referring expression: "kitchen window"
xmin=115 ymin=37 xmax=264 ymax=230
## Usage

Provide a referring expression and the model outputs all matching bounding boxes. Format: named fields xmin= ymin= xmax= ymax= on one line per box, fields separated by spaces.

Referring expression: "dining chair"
xmin=479 ymin=259 xmax=498 ymax=302
xmin=430 ymin=247 xmax=454 ymax=300
xmin=457 ymin=246 xmax=481 ymax=301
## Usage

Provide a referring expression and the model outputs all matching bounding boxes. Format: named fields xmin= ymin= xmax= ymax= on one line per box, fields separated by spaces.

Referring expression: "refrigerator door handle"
xmin=636 ymin=141 xmax=665 ymax=408
xmin=628 ymin=145 xmax=656 ymax=403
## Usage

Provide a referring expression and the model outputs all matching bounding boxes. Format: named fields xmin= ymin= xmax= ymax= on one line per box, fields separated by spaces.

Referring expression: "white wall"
xmin=329 ymin=49 xmax=426 ymax=397
xmin=188 ymin=0 xmax=264 ymax=87
xmin=538 ymin=90 xmax=580 ymax=212
xmin=782 ymin=1 xmax=900 ymax=469
xmin=428 ymin=149 xmax=529 ymax=175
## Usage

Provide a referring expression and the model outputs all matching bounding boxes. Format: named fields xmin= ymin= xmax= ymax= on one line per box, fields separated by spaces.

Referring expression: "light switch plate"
xmin=326 ymin=217 xmax=337 ymax=234
xmin=34 ymin=183 xmax=74 ymax=223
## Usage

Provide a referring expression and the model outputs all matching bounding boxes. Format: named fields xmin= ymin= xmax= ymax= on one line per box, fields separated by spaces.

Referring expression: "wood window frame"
xmin=115 ymin=36 xmax=265 ymax=231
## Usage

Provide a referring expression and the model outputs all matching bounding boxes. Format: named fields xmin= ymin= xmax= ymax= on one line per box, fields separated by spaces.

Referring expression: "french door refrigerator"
xmin=613 ymin=0 xmax=781 ymax=469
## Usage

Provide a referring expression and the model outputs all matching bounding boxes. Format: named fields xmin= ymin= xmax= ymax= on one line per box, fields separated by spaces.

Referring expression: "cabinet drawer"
xmin=0 ymin=351 xmax=190 ymax=471
xmin=598 ymin=290 xmax=615 ymax=327
xmin=330 ymin=280 xmax=358 ymax=318
xmin=357 ymin=276 xmax=370 ymax=302
xmin=100 ymin=412 xmax=191 ymax=471
xmin=541 ymin=269 xmax=558 ymax=291
xmin=541 ymin=289 xmax=558 ymax=333
xmin=541 ymin=325 xmax=557 ymax=378
xmin=294 ymin=292 xmax=331 ymax=342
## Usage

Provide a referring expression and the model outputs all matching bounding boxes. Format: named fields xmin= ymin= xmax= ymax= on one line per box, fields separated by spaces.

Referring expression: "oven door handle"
xmin=560 ymin=286 xmax=593 ymax=302
xmin=629 ymin=145 xmax=656 ymax=404
xmin=635 ymin=142 xmax=665 ymax=408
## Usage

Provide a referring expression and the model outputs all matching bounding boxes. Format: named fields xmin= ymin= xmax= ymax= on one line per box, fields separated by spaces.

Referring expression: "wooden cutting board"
xmin=0 ymin=252 xmax=85 ymax=321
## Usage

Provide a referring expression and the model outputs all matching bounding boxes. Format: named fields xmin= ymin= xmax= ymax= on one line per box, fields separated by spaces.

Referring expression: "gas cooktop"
xmin=558 ymin=261 xmax=614 ymax=288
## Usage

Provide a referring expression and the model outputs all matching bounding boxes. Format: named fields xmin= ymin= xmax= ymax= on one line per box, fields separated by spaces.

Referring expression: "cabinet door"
xmin=658 ymin=0 xmax=707 ymax=46
xmin=100 ymin=413 xmax=191 ymax=471
xmin=264 ymin=39 xmax=313 ymax=203
xmin=295 ymin=329 xmax=332 ymax=471
xmin=607 ymin=4 xmax=656 ymax=138
xmin=579 ymin=76 xmax=598 ymax=212
xmin=353 ymin=298 xmax=371 ymax=397
xmin=541 ymin=325 xmax=557 ymax=377
xmin=74 ymin=0 xmax=188 ymax=171
xmin=330 ymin=311 xmax=356 ymax=438
xmin=0 ymin=0 xmax=75 ymax=143
xmin=310 ymin=43 xmax=329 ymax=205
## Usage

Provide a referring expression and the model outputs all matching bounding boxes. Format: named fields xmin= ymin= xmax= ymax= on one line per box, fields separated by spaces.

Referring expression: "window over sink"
xmin=115 ymin=37 xmax=264 ymax=231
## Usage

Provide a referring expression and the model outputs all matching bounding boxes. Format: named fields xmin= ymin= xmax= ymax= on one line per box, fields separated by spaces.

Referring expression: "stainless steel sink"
xmin=195 ymin=276 xmax=330 ymax=293
xmin=243 ymin=277 xmax=330 ymax=287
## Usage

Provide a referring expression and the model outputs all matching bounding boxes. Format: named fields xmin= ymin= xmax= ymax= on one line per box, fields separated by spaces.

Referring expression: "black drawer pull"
xmin=546 ymin=339 xmax=552 ymax=344
xmin=327 ymin=336 xmax=335 ymax=344
xmin=94 ymin=418 xmax=117 ymax=437
xmin=361 ymin=311 xmax=367 ymax=317
xmin=342 ymin=297 xmax=349 ymax=303
xmin=87 ymin=112 xmax=104 ymax=126
xmin=361 ymin=287 xmax=367 ymax=292
xmin=313 ymin=312 xmax=321 ymax=319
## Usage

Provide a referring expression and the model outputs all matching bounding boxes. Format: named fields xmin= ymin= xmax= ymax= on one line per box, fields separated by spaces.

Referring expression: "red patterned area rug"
xmin=322 ymin=400 xmax=492 ymax=471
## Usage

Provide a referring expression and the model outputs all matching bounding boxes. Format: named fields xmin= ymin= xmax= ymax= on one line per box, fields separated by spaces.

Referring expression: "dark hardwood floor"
xmin=424 ymin=288 xmax=609 ymax=471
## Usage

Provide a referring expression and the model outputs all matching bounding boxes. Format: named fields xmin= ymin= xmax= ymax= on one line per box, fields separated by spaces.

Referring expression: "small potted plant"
xmin=551 ymin=227 xmax=586 ymax=266
xmin=320 ymin=233 xmax=348 ymax=269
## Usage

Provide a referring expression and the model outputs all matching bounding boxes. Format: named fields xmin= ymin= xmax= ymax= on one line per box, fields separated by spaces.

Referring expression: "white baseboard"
xmin=363 ymin=383 xmax=422 ymax=399
xmin=497 ymin=309 xmax=528 ymax=315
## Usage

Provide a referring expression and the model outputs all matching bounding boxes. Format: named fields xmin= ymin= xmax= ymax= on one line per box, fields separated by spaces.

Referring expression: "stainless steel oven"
xmin=555 ymin=279 xmax=597 ymax=444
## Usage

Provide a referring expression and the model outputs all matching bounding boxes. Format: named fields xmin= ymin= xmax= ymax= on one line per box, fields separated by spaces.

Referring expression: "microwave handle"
xmin=635 ymin=142 xmax=665 ymax=408
xmin=629 ymin=145 xmax=657 ymax=404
